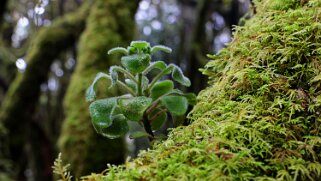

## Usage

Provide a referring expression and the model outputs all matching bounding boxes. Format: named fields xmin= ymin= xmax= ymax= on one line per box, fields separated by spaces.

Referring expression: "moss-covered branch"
xmin=58 ymin=0 xmax=140 ymax=177
xmin=84 ymin=0 xmax=321 ymax=180
xmin=0 ymin=4 xmax=88 ymax=179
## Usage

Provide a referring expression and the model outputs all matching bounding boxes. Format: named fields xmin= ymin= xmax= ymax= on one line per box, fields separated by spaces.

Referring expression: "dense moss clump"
xmin=83 ymin=0 xmax=321 ymax=180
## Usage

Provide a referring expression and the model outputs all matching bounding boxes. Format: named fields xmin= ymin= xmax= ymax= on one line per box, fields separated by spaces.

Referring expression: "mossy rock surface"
xmin=84 ymin=0 xmax=321 ymax=180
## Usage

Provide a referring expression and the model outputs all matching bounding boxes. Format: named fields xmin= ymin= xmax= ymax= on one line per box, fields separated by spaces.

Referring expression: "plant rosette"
xmin=86 ymin=41 xmax=196 ymax=140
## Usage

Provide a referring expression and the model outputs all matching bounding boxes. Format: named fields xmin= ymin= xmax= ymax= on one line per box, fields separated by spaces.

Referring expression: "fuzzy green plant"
xmin=86 ymin=41 xmax=196 ymax=141
xmin=79 ymin=0 xmax=321 ymax=180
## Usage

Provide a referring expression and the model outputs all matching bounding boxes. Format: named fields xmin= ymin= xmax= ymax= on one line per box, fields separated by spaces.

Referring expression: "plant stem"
xmin=115 ymin=80 xmax=135 ymax=96
xmin=103 ymin=74 xmax=135 ymax=95
xmin=146 ymin=100 xmax=160 ymax=114
xmin=114 ymin=67 xmax=138 ymax=83
xmin=142 ymin=113 xmax=154 ymax=142
xmin=137 ymin=73 xmax=143 ymax=96
xmin=149 ymin=108 xmax=167 ymax=123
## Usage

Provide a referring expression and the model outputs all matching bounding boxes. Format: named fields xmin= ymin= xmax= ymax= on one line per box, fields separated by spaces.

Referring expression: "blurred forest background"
xmin=0 ymin=0 xmax=251 ymax=180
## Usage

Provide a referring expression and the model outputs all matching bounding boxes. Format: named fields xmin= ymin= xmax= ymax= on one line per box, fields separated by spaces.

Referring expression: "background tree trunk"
xmin=0 ymin=4 xmax=88 ymax=180
xmin=0 ymin=0 xmax=8 ymax=27
xmin=58 ymin=0 xmax=140 ymax=177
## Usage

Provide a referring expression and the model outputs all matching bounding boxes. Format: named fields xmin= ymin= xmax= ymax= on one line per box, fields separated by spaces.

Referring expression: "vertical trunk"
xmin=0 ymin=0 xmax=8 ymax=27
xmin=177 ymin=0 xmax=213 ymax=93
xmin=187 ymin=0 xmax=213 ymax=93
xmin=58 ymin=0 xmax=140 ymax=177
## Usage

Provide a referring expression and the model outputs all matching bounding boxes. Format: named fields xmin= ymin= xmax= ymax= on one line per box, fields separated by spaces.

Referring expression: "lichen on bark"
xmin=57 ymin=0 xmax=139 ymax=177
xmin=83 ymin=0 xmax=321 ymax=180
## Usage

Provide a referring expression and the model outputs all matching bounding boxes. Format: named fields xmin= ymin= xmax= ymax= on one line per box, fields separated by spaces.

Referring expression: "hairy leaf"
xmin=98 ymin=114 xmax=129 ymax=139
xmin=152 ymin=61 xmax=167 ymax=70
xmin=107 ymin=47 xmax=128 ymax=55
xmin=121 ymin=54 xmax=151 ymax=74
xmin=130 ymin=41 xmax=150 ymax=49
xmin=109 ymin=66 xmax=121 ymax=87
xmin=143 ymin=61 xmax=167 ymax=75
xmin=157 ymin=89 xmax=196 ymax=105
xmin=142 ymin=75 xmax=149 ymax=89
xmin=86 ymin=72 xmax=109 ymax=102
xmin=150 ymin=80 xmax=174 ymax=100
xmin=125 ymin=79 xmax=136 ymax=92
xmin=160 ymin=95 xmax=188 ymax=116
xmin=89 ymin=98 xmax=117 ymax=129
xmin=172 ymin=65 xmax=191 ymax=87
xmin=118 ymin=97 xmax=152 ymax=122
xmin=183 ymin=93 xmax=197 ymax=105
xmin=151 ymin=45 xmax=172 ymax=54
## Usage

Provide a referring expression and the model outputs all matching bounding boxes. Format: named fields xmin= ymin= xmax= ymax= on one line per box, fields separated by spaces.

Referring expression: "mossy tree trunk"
xmin=58 ymin=0 xmax=140 ymax=178
xmin=92 ymin=1 xmax=321 ymax=180
xmin=0 ymin=4 xmax=88 ymax=180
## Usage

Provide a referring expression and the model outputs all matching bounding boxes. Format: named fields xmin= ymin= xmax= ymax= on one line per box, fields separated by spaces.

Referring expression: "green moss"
xmin=258 ymin=0 xmax=300 ymax=10
xmin=82 ymin=1 xmax=321 ymax=180
xmin=58 ymin=0 xmax=139 ymax=177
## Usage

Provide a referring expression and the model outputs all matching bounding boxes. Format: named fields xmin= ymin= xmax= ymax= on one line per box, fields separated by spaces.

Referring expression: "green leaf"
xmin=130 ymin=41 xmax=150 ymax=49
xmin=107 ymin=47 xmax=128 ymax=55
xmin=125 ymin=79 xmax=136 ymax=92
xmin=151 ymin=45 xmax=172 ymax=54
xmin=89 ymin=98 xmax=117 ymax=129
xmin=129 ymin=131 xmax=150 ymax=139
xmin=121 ymin=54 xmax=151 ymax=74
xmin=118 ymin=97 xmax=152 ymax=122
xmin=183 ymin=93 xmax=197 ymax=105
xmin=128 ymin=41 xmax=151 ymax=54
xmin=150 ymin=80 xmax=174 ymax=100
xmin=109 ymin=66 xmax=121 ymax=87
xmin=142 ymin=75 xmax=149 ymax=89
xmin=171 ymin=65 xmax=191 ymax=87
xmin=163 ymin=89 xmax=196 ymax=105
xmin=98 ymin=114 xmax=129 ymax=139
xmin=86 ymin=72 xmax=109 ymax=102
xmin=151 ymin=61 xmax=167 ymax=70
xmin=160 ymin=95 xmax=188 ymax=116
xmin=148 ymin=108 xmax=167 ymax=130
xmin=143 ymin=61 xmax=167 ymax=75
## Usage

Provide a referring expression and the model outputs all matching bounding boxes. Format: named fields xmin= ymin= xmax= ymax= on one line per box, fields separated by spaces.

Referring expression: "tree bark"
xmin=58 ymin=0 xmax=140 ymax=177
xmin=0 ymin=4 xmax=89 ymax=180
xmin=177 ymin=0 xmax=213 ymax=93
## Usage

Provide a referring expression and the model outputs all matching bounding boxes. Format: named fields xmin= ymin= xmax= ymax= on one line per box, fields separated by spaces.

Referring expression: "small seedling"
xmin=86 ymin=41 xmax=196 ymax=141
